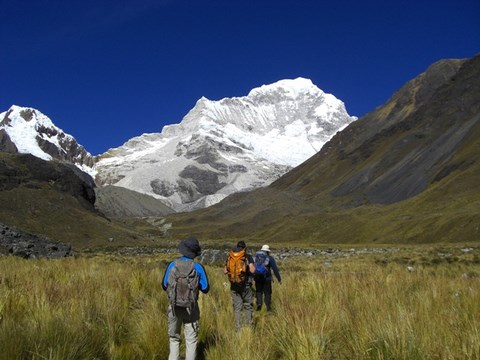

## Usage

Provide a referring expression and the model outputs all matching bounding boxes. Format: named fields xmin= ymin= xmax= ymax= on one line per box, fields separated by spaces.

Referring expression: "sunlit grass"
xmin=0 ymin=247 xmax=478 ymax=359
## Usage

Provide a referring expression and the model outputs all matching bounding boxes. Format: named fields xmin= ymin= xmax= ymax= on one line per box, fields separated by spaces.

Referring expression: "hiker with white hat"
xmin=253 ymin=244 xmax=282 ymax=312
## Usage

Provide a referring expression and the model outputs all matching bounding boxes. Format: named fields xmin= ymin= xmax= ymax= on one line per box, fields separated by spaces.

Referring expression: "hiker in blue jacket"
xmin=254 ymin=244 xmax=281 ymax=312
xmin=162 ymin=237 xmax=209 ymax=360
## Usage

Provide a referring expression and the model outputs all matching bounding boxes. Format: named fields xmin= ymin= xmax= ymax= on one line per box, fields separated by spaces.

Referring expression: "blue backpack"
xmin=254 ymin=251 xmax=270 ymax=278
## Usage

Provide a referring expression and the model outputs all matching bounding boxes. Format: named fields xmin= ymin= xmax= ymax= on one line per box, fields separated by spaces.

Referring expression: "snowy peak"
xmin=248 ymin=77 xmax=320 ymax=99
xmin=175 ymin=77 xmax=354 ymax=136
xmin=1 ymin=105 xmax=60 ymax=160
xmin=95 ymin=78 xmax=357 ymax=211
xmin=0 ymin=105 xmax=95 ymax=175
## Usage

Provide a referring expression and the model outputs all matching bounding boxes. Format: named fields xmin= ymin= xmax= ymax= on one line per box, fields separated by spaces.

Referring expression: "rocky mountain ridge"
xmin=1 ymin=78 xmax=356 ymax=213
xmin=95 ymin=78 xmax=356 ymax=211
xmin=0 ymin=105 xmax=95 ymax=175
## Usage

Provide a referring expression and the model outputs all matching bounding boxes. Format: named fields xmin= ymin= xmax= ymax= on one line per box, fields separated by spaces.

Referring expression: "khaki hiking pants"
xmin=231 ymin=284 xmax=254 ymax=330
xmin=168 ymin=304 xmax=199 ymax=360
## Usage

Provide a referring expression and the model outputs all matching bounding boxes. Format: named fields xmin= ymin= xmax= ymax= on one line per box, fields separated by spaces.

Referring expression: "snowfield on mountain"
xmin=95 ymin=78 xmax=356 ymax=211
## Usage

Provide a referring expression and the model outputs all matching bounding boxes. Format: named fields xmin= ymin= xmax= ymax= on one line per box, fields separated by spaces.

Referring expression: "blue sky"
xmin=1 ymin=0 xmax=479 ymax=155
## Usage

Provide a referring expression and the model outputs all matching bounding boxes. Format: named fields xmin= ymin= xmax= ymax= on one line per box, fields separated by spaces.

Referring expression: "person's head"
xmin=261 ymin=244 xmax=270 ymax=253
xmin=236 ymin=241 xmax=246 ymax=249
xmin=178 ymin=236 xmax=202 ymax=259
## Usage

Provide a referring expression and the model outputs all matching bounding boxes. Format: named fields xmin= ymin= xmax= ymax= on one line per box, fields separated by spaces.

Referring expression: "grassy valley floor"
xmin=0 ymin=245 xmax=478 ymax=359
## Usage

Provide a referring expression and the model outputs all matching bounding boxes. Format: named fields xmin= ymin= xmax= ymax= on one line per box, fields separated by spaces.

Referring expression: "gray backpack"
xmin=167 ymin=260 xmax=200 ymax=310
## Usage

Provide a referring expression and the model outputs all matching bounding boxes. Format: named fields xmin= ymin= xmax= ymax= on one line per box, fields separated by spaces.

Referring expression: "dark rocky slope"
xmin=0 ymin=152 xmax=164 ymax=250
xmin=0 ymin=152 xmax=96 ymax=211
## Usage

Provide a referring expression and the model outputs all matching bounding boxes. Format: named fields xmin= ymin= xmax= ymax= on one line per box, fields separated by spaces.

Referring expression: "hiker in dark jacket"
xmin=224 ymin=241 xmax=256 ymax=331
xmin=254 ymin=244 xmax=281 ymax=312
xmin=162 ymin=237 xmax=209 ymax=360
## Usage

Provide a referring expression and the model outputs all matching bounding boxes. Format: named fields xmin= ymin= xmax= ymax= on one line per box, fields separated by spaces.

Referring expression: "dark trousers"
xmin=255 ymin=278 xmax=272 ymax=310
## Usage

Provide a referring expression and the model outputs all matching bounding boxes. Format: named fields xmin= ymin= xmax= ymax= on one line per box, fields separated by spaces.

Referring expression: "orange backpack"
xmin=226 ymin=249 xmax=247 ymax=284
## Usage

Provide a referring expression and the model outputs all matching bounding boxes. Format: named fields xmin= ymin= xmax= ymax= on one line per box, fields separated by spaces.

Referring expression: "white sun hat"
xmin=261 ymin=244 xmax=270 ymax=252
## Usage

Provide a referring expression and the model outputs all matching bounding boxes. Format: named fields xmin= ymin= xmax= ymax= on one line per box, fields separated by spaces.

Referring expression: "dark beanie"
xmin=237 ymin=241 xmax=246 ymax=249
xmin=178 ymin=236 xmax=201 ymax=258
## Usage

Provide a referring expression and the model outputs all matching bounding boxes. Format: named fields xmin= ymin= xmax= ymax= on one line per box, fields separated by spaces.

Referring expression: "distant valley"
xmin=1 ymin=56 xmax=479 ymax=250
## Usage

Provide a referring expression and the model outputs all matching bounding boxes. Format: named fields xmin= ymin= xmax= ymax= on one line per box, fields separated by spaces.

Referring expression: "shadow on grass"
xmin=197 ymin=332 xmax=217 ymax=360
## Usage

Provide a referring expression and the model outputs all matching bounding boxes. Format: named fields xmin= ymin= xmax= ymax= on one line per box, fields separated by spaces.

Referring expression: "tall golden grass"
xmin=0 ymin=249 xmax=478 ymax=359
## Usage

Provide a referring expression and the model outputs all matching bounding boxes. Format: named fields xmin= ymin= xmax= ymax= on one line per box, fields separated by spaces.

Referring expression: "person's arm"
xmin=162 ymin=261 xmax=175 ymax=290
xmin=195 ymin=262 xmax=210 ymax=294
xmin=224 ymin=257 xmax=229 ymax=275
xmin=247 ymin=254 xmax=255 ymax=274
xmin=269 ymin=257 xmax=281 ymax=283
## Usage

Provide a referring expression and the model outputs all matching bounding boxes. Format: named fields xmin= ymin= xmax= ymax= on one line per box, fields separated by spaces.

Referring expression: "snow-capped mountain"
xmin=95 ymin=78 xmax=357 ymax=211
xmin=0 ymin=105 xmax=95 ymax=175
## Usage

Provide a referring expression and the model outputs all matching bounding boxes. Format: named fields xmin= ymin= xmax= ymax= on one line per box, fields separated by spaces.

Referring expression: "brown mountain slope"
xmin=275 ymin=57 xmax=475 ymax=203
xmin=0 ymin=152 xmax=163 ymax=249
xmin=164 ymin=55 xmax=480 ymax=244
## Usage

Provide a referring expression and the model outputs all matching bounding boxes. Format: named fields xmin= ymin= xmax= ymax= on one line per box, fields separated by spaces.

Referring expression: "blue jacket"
xmin=162 ymin=256 xmax=210 ymax=293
